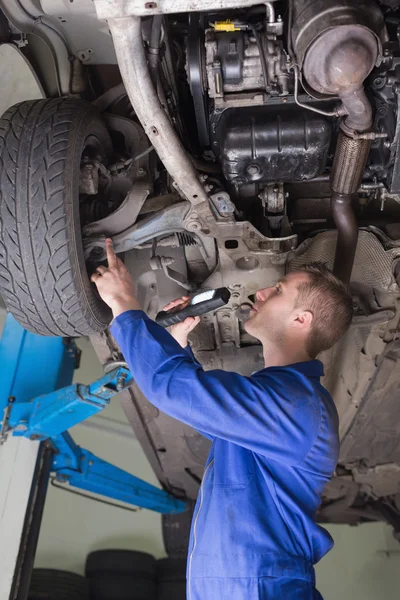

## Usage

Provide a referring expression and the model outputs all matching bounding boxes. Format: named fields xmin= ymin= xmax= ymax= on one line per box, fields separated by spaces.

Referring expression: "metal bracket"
xmin=51 ymin=431 xmax=185 ymax=513
xmin=7 ymin=367 xmax=133 ymax=441
xmin=83 ymin=201 xmax=191 ymax=260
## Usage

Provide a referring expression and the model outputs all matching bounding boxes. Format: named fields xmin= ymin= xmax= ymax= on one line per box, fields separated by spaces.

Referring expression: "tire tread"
xmin=0 ymin=98 xmax=111 ymax=335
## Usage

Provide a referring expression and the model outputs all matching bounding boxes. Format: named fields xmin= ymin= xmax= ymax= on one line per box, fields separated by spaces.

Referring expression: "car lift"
xmin=0 ymin=314 xmax=186 ymax=600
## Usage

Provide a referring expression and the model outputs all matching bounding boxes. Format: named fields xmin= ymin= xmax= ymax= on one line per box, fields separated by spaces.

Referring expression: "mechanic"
xmin=91 ymin=238 xmax=353 ymax=600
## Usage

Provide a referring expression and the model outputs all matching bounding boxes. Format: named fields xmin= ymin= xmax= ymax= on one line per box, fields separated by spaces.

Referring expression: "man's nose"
xmin=256 ymin=287 xmax=272 ymax=302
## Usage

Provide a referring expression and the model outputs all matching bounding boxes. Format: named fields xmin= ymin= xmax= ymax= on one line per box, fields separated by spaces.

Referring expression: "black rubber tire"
xmin=0 ymin=98 xmax=113 ymax=336
xmin=85 ymin=550 xmax=156 ymax=579
xmin=156 ymin=557 xmax=187 ymax=582
xmin=28 ymin=569 xmax=90 ymax=600
xmin=157 ymin=580 xmax=186 ymax=600
xmin=162 ymin=500 xmax=195 ymax=557
xmin=89 ymin=576 xmax=156 ymax=600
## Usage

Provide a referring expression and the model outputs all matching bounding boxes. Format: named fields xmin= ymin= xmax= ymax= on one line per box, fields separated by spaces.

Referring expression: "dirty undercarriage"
xmin=2 ymin=0 xmax=400 ymax=538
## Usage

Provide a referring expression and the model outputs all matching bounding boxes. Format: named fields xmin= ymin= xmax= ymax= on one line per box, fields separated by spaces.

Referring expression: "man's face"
xmin=244 ymin=272 xmax=311 ymax=343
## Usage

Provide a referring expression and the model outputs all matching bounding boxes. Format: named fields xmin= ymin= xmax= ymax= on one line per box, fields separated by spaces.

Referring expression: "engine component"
xmin=292 ymin=0 xmax=385 ymax=282
xmin=204 ymin=19 xmax=290 ymax=102
xmin=215 ymin=107 xmax=331 ymax=185
xmin=259 ymin=183 xmax=285 ymax=214
xmin=292 ymin=0 xmax=384 ymax=131
xmin=187 ymin=14 xmax=209 ymax=147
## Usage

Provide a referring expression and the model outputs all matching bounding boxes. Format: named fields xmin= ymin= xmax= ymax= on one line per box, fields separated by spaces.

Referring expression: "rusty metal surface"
xmin=288 ymin=229 xmax=400 ymax=292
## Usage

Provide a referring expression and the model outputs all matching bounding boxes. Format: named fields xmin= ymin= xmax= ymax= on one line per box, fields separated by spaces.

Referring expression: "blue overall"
xmin=110 ymin=311 xmax=339 ymax=600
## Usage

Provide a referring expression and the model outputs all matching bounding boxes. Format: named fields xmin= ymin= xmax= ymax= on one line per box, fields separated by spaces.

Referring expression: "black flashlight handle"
xmin=155 ymin=288 xmax=231 ymax=328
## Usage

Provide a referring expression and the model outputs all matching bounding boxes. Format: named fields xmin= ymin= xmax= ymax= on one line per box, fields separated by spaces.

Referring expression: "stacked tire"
xmin=84 ymin=550 xmax=187 ymax=600
xmin=85 ymin=550 xmax=157 ymax=600
xmin=28 ymin=569 xmax=90 ymax=600
xmin=156 ymin=557 xmax=186 ymax=600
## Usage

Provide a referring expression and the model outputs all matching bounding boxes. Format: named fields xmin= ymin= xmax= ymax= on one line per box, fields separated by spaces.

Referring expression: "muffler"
xmin=292 ymin=0 xmax=385 ymax=282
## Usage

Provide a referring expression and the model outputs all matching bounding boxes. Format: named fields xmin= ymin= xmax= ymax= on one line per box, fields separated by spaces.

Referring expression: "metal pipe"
xmin=148 ymin=15 xmax=163 ymax=88
xmin=265 ymin=2 xmax=275 ymax=23
xmin=340 ymin=88 xmax=373 ymax=132
xmin=330 ymin=131 xmax=372 ymax=283
xmin=107 ymin=16 xmax=209 ymax=206
xmin=330 ymin=192 xmax=358 ymax=283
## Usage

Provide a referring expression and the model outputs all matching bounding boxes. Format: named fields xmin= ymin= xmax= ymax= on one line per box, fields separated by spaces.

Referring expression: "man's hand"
xmin=163 ymin=296 xmax=200 ymax=348
xmin=90 ymin=238 xmax=141 ymax=318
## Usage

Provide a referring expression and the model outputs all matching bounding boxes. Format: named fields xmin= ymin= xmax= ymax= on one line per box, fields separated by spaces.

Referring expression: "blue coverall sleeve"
xmin=183 ymin=344 xmax=215 ymax=442
xmin=110 ymin=311 xmax=320 ymax=465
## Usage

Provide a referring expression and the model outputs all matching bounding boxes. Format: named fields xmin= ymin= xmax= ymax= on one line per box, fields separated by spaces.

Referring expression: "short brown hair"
xmin=293 ymin=262 xmax=353 ymax=358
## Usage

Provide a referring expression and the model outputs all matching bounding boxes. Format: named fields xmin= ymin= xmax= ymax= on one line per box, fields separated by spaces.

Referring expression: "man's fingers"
xmin=105 ymin=238 xmax=118 ymax=269
xmin=90 ymin=272 xmax=100 ymax=283
xmin=96 ymin=265 xmax=107 ymax=275
xmin=162 ymin=296 xmax=190 ymax=311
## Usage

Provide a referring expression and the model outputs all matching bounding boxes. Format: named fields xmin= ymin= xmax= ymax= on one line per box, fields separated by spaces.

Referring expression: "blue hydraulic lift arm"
xmin=0 ymin=314 xmax=186 ymax=514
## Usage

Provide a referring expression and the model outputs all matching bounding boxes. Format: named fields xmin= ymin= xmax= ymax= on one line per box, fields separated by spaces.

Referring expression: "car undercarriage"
xmin=1 ymin=0 xmax=400 ymax=541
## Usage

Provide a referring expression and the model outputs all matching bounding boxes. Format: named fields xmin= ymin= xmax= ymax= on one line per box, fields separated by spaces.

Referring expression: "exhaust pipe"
xmin=292 ymin=0 xmax=384 ymax=282
xmin=330 ymin=133 xmax=372 ymax=283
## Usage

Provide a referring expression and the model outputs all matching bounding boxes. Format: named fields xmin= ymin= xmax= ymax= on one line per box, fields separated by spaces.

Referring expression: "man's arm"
xmin=110 ymin=310 xmax=320 ymax=465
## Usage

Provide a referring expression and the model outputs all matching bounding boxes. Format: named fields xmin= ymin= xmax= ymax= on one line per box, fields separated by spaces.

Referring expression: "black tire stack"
xmin=85 ymin=550 xmax=157 ymax=600
xmin=28 ymin=569 xmax=90 ymax=600
xmin=156 ymin=557 xmax=187 ymax=600
xmin=28 ymin=551 xmax=187 ymax=600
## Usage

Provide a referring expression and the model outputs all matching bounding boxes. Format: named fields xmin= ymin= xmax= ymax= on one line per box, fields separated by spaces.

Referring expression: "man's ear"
xmin=292 ymin=310 xmax=313 ymax=329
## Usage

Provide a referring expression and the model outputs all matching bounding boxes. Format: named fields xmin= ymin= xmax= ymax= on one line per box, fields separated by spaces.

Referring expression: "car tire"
xmin=85 ymin=550 xmax=156 ymax=579
xmin=157 ymin=580 xmax=186 ymax=600
xmin=156 ymin=557 xmax=187 ymax=581
xmin=156 ymin=558 xmax=186 ymax=600
xmin=28 ymin=569 xmax=90 ymax=600
xmin=0 ymin=98 xmax=113 ymax=336
xmin=162 ymin=500 xmax=195 ymax=557
xmin=89 ymin=575 xmax=156 ymax=600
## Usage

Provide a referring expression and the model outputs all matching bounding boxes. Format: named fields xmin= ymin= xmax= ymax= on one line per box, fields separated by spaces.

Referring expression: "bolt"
xmin=277 ymin=15 xmax=282 ymax=22
xmin=282 ymin=97 xmax=287 ymax=103
xmin=116 ymin=373 xmax=127 ymax=391
xmin=137 ymin=168 xmax=145 ymax=176
xmin=222 ymin=313 xmax=230 ymax=320
xmin=223 ymin=326 xmax=232 ymax=333
xmin=15 ymin=424 xmax=27 ymax=432
xmin=186 ymin=221 xmax=201 ymax=232
xmin=232 ymin=292 xmax=240 ymax=299
xmin=89 ymin=460 xmax=94 ymax=466
xmin=246 ymin=164 xmax=260 ymax=176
